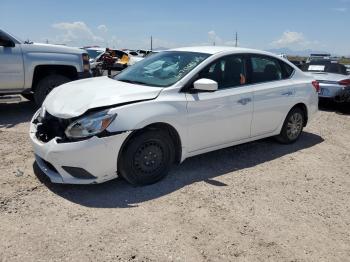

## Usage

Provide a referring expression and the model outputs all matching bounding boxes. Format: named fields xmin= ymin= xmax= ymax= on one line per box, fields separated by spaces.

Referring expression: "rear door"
xmin=249 ymin=55 xmax=296 ymax=137
xmin=186 ymin=54 xmax=254 ymax=152
xmin=0 ymin=30 xmax=24 ymax=92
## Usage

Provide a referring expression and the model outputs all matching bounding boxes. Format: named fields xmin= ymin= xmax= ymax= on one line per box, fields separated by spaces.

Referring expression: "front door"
xmin=186 ymin=55 xmax=254 ymax=152
xmin=0 ymin=30 xmax=24 ymax=91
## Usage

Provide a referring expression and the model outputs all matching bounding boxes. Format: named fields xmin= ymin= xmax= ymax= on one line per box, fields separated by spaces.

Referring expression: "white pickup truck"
xmin=0 ymin=29 xmax=91 ymax=105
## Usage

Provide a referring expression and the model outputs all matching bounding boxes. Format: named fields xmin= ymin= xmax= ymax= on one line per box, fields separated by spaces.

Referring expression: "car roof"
xmin=169 ymin=46 xmax=276 ymax=56
xmin=84 ymin=47 xmax=105 ymax=51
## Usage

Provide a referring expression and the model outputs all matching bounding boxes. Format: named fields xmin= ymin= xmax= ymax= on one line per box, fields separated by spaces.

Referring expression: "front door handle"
xmin=237 ymin=97 xmax=252 ymax=105
xmin=282 ymin=91 xmax=293 ymax=96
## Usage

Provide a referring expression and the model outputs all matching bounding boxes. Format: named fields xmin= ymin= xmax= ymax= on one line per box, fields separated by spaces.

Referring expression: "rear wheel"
xmin=118 ymin=129 xmax=175 ymax=186
xmin=276 ymin=107 xmax=305 ymax=144
xmin=34 ymin=74 xmax=70 ymax=106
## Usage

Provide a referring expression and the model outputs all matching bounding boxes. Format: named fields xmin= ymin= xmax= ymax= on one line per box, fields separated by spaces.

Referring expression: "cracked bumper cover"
xmin=29 ymin=112 xmax=130 ymax=184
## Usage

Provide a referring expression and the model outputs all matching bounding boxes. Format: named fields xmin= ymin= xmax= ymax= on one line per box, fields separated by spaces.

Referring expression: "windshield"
xmin=86 ymin=49 xmax=104 ymax=59
xmin=115 ymin=51 xmax=210 ymax=87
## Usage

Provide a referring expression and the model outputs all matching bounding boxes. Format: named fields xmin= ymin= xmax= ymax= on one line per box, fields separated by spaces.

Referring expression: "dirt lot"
xmin=0 ymin=101 xmax=349 ymax=262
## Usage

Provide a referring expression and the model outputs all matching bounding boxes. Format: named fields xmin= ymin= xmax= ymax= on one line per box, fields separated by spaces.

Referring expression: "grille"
xmin=36 ymin=112 xmax=72 ymax=143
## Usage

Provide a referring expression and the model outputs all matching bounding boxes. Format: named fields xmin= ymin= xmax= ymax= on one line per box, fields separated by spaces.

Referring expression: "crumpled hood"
xmin=306 ymin=72 xmax=348 ymax=82
xmin=43 ymin=76 xmax=163 ymax=119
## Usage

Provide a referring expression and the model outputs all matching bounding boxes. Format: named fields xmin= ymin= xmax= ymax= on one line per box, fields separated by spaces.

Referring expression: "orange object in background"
xmin=119 ymin=54 xmax=130 ymax=65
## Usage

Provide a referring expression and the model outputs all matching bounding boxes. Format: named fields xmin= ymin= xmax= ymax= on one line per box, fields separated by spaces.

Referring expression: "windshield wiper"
xmin=117 ymin=79 xmax=150 ymax=86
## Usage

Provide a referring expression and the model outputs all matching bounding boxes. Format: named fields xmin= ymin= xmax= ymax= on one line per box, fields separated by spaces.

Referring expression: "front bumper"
xmin=29 ymin=111 xmax=130 ymax=184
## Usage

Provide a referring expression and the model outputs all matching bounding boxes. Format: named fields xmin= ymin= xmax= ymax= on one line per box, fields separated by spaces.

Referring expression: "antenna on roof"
xmin=235 ymin=32 xmax=238 ymax=47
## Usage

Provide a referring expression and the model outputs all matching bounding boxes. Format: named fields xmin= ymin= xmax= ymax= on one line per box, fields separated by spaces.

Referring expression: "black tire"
xmin=118 ymin=129 xmax=175 ymax=186
xmin=276 ymin=107 xmax=305 ymax=144
xmin=34 ymin=74 xmax=70 ymax=106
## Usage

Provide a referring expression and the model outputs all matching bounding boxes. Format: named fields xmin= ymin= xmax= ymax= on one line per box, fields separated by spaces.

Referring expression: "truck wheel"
xmin=34 ymin=74 xmax=70 ymax=106
xmin=118 ymin=129 xmax=175 ymax=186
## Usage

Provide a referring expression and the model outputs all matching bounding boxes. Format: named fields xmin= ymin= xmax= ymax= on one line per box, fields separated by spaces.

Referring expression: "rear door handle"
xmin=237 ymin=98 xmax=252 ymax=105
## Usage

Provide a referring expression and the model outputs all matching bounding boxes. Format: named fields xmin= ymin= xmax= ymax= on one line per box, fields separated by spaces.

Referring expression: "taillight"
xmin=312 ymin=80 xmax=320 ymax=93
xmin=82 ymin=53 xmax=90 ymax=71
xmin=338 ymin=79 xmax=350 ymax=86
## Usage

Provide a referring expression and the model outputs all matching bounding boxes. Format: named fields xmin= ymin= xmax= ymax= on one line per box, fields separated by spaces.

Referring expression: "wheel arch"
xmin=118 ymin=122 xmax=183 ymax=166
xmin=31 ymin=65 xmax=78 ymax=91
xmin=290 ymin=102 xmax=308 ymax=127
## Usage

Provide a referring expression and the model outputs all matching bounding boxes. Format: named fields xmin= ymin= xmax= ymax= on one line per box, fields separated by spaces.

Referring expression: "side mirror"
xmin=0 ymin=38 xmax=15 ymax=48
xmin=193 ymin=78 xmax=218 ymax=92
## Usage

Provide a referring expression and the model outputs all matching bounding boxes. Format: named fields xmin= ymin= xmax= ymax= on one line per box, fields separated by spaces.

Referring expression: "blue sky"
xmin=1 ymin=0 xmax=349 ymax=55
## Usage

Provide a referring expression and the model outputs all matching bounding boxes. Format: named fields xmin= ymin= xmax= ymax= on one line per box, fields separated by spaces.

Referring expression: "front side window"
xmin=115 ymin=51 xmax=210 ymax=87
xmin=251 ymin=56 xmax=283 ymax=83
xmin=198 ymin=55 xmax=247 ymax=89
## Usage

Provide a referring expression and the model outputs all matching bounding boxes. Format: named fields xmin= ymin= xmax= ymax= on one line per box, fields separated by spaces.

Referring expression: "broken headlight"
xmin=65 ymin=110 xmax=117 ymax=139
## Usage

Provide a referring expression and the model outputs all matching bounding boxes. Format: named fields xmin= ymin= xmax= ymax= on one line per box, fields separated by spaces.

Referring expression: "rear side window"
xmin=280 ymin=61 xmax=295 ymax=78
xmin=198 ymin=55 xmax=247 ymax=89
xmin=250 ymin=56 xmax=283 ymax=83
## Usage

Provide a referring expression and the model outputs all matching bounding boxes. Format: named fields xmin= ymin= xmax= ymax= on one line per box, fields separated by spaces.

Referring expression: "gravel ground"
xmin=0 ymin=100 xmax=349 ymax=262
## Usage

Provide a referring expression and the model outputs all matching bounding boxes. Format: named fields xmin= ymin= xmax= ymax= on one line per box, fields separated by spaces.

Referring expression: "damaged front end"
xmin=33 ymin=111 xmax=73 ymax=143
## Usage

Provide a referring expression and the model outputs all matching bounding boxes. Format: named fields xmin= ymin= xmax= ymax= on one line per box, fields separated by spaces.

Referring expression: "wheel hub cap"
xmin=287 ymin=113 xmax=303 ymax=139
xmin=134 ymin=142 xmax=163 ymax=174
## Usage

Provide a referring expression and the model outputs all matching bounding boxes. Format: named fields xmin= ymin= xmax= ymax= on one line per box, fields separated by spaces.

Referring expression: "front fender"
xmin=106 ymin=96 xmax=189 ymax=157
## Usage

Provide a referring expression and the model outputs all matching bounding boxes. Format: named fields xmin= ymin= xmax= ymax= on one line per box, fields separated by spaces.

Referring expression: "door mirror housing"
xmin=0 ymin=38 xmax=15 ymax=48
xmin=193 ymin=78 xmax=218 ymax=92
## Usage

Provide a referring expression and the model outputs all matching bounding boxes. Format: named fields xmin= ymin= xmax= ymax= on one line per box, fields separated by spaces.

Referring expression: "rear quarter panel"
xmin=293 ymin=72 xmax=318 ymax=123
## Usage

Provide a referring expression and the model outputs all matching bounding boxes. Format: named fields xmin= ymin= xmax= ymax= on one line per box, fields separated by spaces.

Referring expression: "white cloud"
xmin=108 ymin=36 xmax=122 ymax=49
xmin=270 ymin=31 xmax=319 ymax=49
xmin=332 ymin=7 xmax=347 ymax=12
xmin=272 ymin=31 xmax=306 ymax=47
xmin=208 ymin=30 xmax=222 ymax=45
xmin=97 ymin=24 xmax=108 ymax=33
xmin=206 ymin=30 xmax=238 ymax=46
xmin=52 ymin=21 xmax=104 ymax=45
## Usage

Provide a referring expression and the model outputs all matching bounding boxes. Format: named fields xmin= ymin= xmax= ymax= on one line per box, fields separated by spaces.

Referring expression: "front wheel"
xmin=276 ymin=107 xmax=305 ymax=144
xmin=118 ymin=130 xmax=175 ymax=186
xmin=34 ymin=74 xmax=70 ymax=106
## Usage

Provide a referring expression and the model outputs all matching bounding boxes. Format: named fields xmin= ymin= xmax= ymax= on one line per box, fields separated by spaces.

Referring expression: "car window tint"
xmin=115 ymin=51 xmax=210 ymax=87
xmin=251 ymin=56 xmax=283 ymax=83
xmin=0 ymin=31 xmax=10 ymax=45
xmin=198 ymin=55 xmax=246 ymax=89
xmin=281 ymin=61 xmax=294 ymax=78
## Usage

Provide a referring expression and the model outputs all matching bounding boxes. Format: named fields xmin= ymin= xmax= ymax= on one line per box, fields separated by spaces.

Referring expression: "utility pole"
xmin=151 ymin=36 xmax=153 ymax=51
xmin=235 ymin=32 xmax=238 ymax=47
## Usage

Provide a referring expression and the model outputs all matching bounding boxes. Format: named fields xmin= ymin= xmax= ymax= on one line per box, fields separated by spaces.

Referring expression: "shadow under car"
xmin=34 ymin=131 xmax=324 ymax=208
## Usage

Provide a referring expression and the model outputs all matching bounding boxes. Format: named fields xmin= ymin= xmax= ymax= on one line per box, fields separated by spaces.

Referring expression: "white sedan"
xmin=30 ymin=46 xmax=318 ymax=185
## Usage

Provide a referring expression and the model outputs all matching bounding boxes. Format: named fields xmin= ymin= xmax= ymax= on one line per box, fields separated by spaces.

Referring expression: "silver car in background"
xmin=303 ymin=60 xmax=350 ymax=104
